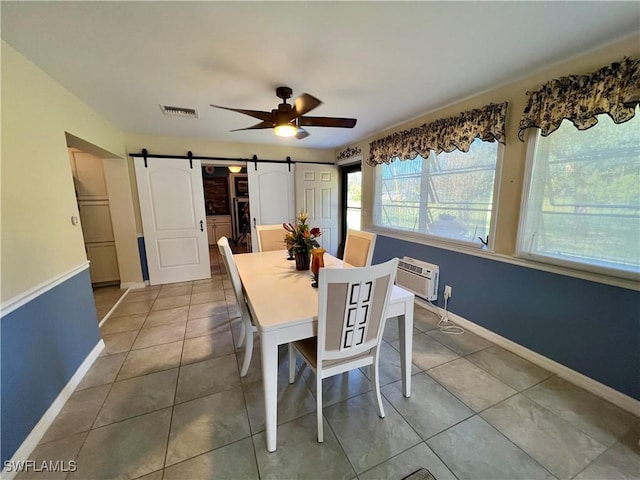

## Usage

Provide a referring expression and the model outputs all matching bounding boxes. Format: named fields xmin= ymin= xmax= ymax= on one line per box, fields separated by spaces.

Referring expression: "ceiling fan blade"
xmin=210 ymin=104 xmax=272 ymax=122
xmin=299 ymin=116 xmax=357 ymax=128
xmin=230 ymin=121 xmax=273 ymax=132
xmin=295 ymin=128 xmax=310 ymax=139
xmin=292 ymin=93 xmax=322 ymax=119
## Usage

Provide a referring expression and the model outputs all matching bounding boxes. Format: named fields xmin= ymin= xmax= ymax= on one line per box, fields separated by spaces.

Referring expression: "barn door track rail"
xmin=130 ymin=149 xmax=333 ymax=171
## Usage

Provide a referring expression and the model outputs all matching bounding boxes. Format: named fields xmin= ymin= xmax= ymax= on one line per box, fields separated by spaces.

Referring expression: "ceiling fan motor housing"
xmin=276 ymin=86 xmax=293 ymax=101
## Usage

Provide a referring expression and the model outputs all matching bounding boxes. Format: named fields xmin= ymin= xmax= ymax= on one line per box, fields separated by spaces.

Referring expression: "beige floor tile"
xmin=152 ymin=295 xmax=191 ymax=311
xmin=132 ymin=322 xmax=186 ymax=350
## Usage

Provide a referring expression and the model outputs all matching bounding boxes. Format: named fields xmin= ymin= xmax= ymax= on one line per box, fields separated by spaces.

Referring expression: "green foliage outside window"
xmin=375 ymin=138 xmax=499 ymax=245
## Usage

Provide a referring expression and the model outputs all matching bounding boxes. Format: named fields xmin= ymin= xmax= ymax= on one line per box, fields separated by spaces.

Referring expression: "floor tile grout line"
xmin=514 ymin=378 xmax=619 ymax=449
xmin=77 ymin=276 xmax=640 ymax=479
xmin=378 ymin=320 xmax=600 ymax=478
xmin=88 ymin=307 xmax=152 ymax=433
xmin=477 ymin=410 xmax=559 ymax=478
xmin=161 ymin=335 xmax=183 ymax=476
xmin=81 ymin=309 xmax=152 ymax=434
xmin=164 ymin=435 xmax=257 ymax=476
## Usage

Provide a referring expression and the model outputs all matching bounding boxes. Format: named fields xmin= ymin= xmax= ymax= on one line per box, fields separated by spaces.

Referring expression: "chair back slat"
xmin=217 ymin=237 xmax=251 ymax=319
xmin=319 ymin=259 xmax=397 ymax=363
xmin=256 ymin=224 xmax=287 ymax=252
xmin=343 ymin=229 xmax=377 ymax=267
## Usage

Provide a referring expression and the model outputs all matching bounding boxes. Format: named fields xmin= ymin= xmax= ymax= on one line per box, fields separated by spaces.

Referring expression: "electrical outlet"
xmin=444 ymin=285 xmax=452 ymax=299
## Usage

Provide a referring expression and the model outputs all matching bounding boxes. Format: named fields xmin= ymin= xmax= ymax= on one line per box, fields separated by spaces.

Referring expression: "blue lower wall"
xmin=373 ymin=235 xmax=640 ymax=400
xmin=1 ymin=268 xmax=101 ymax=464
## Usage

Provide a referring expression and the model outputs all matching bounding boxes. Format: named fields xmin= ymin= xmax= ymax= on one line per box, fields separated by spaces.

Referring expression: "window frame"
xmin=340 ymin=161 xmax=362 ymax=245
xmin=372 ymin=142 xmax=504 ymax=252
xmin=516 ymin=127 xmax=640 ymax=281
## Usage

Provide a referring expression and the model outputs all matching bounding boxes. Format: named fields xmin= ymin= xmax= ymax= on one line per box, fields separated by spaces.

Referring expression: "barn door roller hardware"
xmin=130 ymin=150 xmax=330 ymax=169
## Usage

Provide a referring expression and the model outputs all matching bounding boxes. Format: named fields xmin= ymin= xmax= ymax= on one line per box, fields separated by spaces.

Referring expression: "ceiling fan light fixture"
xmin=211 ymin=87 xmax=356 ymax=140
xmin=274 ymin=123 xmax=298 ymax=137
xmin=228 ymin=165 xmax=242 ymax=173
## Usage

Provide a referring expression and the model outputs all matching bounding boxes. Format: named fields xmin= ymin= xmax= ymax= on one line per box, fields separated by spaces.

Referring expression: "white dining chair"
xmin=288 ymin=257 xmax=399 ymax=442
xmin=255 ymin=224 xmax=287 ymax=252
xmin=217 ymin=236 xmax=256 ymax=376
xmin=343 ymin=229 xmax=377 ymax=267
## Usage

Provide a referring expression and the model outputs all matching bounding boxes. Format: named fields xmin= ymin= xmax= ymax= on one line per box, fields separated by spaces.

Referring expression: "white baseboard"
xmin=98 ymin=288 xmax=131 ymax=328
xmin=416 ymin=299 xmax=640 ymax=417
xmin=1 ymin=339 xmax=105 ymax=480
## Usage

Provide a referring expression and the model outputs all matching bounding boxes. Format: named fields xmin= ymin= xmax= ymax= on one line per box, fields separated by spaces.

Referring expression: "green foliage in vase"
xmin=283 ymin=211 xmax=322 ymax=253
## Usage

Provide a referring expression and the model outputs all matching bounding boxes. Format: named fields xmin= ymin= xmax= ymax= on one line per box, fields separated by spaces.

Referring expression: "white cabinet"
xmin=69 ymin=149 xmax=120 ymax=285
xmin=70 ymin=151 xmax=108 ymax=199
xmin=78 ymin=201 xmax=115 ymax=242
xmin=86 ymin=243 xmax=120 ymax=284
xmin=207 ymin=216 xmax=232 ymax=245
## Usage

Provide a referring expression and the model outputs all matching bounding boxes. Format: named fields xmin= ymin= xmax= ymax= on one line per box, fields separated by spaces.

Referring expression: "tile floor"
xmin=19 ymin=249 xmax=640 ymax=479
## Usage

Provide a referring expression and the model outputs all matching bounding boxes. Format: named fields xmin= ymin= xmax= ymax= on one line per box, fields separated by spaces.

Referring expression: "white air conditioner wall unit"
xmin=395 ymin=256 xmax=439 ymax=301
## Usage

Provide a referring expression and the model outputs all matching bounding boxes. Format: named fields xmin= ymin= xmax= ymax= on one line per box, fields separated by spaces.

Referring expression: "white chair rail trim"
xmin=1 ymin=261 xmax=90 ymax=318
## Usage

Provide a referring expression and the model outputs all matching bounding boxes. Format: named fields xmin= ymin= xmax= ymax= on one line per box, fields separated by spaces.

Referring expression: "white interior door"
xmin=247 ymin=162 xmax=295 ymax=252
xmin=295 ymin=163 xmax=339 ymax=256
xmin=134 ymin=157 xmax=210 ymax=285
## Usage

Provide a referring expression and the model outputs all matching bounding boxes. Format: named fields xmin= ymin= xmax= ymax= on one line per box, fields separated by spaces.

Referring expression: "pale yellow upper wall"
xmin=126 ymin=134 xmax=333 ymax=163
xmin=352 ymin=34 xmax=640 ymax=255
xmin=1 ymin=41 xmax=127 ymax=301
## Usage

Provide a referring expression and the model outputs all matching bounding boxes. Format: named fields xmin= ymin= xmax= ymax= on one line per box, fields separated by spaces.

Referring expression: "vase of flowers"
xmin=283 ymin=212 xmax=322 ymax=271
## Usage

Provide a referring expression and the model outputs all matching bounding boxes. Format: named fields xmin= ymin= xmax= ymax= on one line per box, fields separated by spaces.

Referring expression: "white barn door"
xmin=247 ymin=162 xmax=295 ymax=252
xmin=295 ymin=163 xmax=339 ymax=256
xmin=134 ymin=157 xmax=210 ymax=285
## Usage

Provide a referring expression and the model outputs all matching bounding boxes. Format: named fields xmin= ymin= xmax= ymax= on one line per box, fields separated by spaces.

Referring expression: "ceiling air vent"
xmin=159 ymin=105 xmax=199 ymax=118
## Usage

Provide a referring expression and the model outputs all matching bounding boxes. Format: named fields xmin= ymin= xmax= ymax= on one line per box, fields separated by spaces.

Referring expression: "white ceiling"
xmin=2 ymin=1 xmax=639 ymax=149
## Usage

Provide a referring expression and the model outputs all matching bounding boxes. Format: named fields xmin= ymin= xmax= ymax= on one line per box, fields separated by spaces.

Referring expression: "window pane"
xmin=519 ymin=113 xmax=640 ymax=275
xmin=374 ymin=139 xmax=498 ymax=245
xmin=346 ymin=171 xmax=361 ymax=208
xmin=346 ymin=170 xmax=361 ymax=231
xmin=428 ymin=142 xmax=497 ymax=241
xmin=376 ymin=156 xmax=423 ymax=231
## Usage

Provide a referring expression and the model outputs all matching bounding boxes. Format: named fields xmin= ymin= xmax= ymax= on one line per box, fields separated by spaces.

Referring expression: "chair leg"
xmin=288 ymin=344 xmax=296 ymax=384
xmin=237 ymin=318 xmax=246 ymax=348
xmin=240 ymin=322 xmax=253 ymax=377
xmin=316 ymin=375 xmax=324 ymax=443
xmin=372 ymin=359 xmax=386 ymax=418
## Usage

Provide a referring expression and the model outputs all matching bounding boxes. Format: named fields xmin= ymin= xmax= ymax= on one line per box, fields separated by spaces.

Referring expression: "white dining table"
xmin=233 ymin=249 xmax=415 ymax=452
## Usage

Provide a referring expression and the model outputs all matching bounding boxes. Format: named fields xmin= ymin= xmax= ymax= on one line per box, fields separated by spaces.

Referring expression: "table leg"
xmin=397 ymin=298 xmax=414 ymax=397
xmin=260 ymin=331 xmax=279 ymax=452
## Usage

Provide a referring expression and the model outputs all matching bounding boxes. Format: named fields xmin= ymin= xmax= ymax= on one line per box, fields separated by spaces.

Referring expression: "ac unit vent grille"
xmin=160 ymin=105 xmax=199 ymax=118
xmin=398 ymin=260 xmax=425 ymax=275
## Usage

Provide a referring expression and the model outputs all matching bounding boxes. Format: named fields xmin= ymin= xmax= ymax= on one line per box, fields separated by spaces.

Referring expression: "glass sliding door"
xmin=340 ymin=163 xmax=362 ymax=253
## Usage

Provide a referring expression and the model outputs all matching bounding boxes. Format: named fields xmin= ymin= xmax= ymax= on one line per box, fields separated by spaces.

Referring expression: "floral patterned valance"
xmin=518 ymin=57 xmax=639 ymax=141
xmin=367 ymin=102 xmax=508 ymax=166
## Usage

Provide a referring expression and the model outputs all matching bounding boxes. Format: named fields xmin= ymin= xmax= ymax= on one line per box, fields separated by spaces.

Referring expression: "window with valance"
xmin=370 ymin=102 xmax=507 ymax=247
xmin=368 ymin=102 xmax=508 ymax=166
xmin=517 ymin=57 xmax=640 ymax=279
xmin=518 ymin=57 xmax=639 ymax=140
